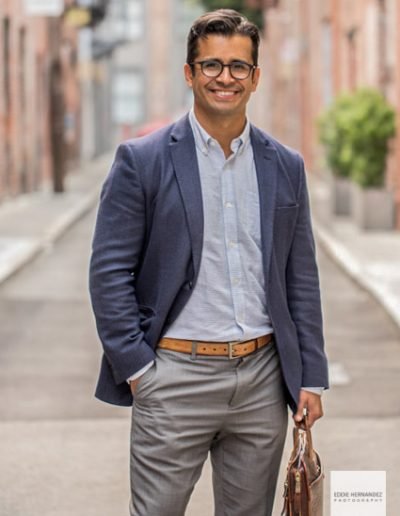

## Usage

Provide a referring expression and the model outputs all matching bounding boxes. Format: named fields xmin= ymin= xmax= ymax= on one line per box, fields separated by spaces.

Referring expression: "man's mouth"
xmin=209 ymin=89 xmax=240 ymax=99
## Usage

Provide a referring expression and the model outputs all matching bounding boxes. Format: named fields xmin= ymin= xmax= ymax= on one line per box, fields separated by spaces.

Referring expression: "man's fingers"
xmin=294 ymin=402 xmax=305 ymax=422
xmin=130 ymin=378 xmax=140 ymax=395
xmin=294 ymin=391 xmax=324 ymax=428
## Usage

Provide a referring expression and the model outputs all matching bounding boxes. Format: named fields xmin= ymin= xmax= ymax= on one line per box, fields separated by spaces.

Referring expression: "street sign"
xmin=24 ymin=0 xmax=64 ymax=16
xmin=64 ymin=7 xmax=92 ymax=28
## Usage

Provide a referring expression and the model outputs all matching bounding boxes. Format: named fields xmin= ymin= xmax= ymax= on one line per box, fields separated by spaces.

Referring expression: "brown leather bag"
xmin=281 ymin=417 xmax=324 ymax=516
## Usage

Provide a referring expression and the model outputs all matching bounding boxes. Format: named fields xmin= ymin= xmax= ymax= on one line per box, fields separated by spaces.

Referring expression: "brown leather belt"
xmin=158 ymin=334 xmax=273 ymax=359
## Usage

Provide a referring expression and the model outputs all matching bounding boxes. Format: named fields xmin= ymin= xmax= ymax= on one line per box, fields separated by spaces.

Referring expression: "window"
xmin=108 ymin=0 xmax=143 ymax=41
xmin=112 ymin=68 xmax=145 ymax=124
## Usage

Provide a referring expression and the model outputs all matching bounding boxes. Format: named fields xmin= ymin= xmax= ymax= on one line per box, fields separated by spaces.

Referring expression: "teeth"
xmin=214 ymin=91 xmax=236 ymax=96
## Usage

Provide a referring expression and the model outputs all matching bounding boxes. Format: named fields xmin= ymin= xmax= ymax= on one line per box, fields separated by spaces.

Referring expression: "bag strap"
xmin=294 ymin=414 xmax=314 ymax=458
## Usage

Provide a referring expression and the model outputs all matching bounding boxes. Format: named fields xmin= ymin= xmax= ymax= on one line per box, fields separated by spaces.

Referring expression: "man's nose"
xmin=217 ymin=66 xmax=235 ymax=83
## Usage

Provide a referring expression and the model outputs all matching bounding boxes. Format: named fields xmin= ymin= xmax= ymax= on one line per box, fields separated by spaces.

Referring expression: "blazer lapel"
xmin=251 ymin=125 xmax=278 ymax=291
xmin=169 ymin=116 xmax=204 ymax=277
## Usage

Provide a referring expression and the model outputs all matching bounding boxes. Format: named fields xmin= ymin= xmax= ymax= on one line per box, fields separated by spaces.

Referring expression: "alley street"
xmin=0 ymin=206 xmax=399 ymax=516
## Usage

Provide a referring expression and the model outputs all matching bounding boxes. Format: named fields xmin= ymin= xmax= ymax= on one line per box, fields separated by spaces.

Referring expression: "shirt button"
xmin=229 ymin=241 xmax=237 ymax=248
xmin=225 ymin=201 xmax=233 ymax=208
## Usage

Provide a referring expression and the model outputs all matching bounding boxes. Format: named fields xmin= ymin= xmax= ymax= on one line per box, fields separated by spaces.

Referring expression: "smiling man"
xmin=184 ymin=33 xmax=259 ymax=142
xmin=89 ymin=9 xmax=329 ymax=516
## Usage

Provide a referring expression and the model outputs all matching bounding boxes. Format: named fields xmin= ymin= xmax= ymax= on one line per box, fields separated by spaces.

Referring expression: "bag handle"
xmin=294 ymin=412 xmax=314 ymax=458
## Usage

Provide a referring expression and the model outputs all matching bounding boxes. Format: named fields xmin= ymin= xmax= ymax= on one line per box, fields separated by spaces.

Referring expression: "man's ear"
xmin=184 ymin=63 xmax=194 ymax=87
xmin=251 ymin=66 xmax=261 ymax=92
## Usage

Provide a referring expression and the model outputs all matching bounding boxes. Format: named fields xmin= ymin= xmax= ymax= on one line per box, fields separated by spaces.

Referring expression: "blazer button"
xmin=188 ymin=281 xmax=193 ymax=289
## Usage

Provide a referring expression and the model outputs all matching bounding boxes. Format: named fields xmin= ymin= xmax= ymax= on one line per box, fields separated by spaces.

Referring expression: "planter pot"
xmin=330 ymin=175 xmax=352 ymax=216
xmin=352 ymin=183 xmax=395 ymax=230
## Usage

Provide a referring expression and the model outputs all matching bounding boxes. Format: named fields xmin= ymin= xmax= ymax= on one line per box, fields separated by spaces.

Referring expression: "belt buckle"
xmin=228 ymin=341 xmax=241 ymax=359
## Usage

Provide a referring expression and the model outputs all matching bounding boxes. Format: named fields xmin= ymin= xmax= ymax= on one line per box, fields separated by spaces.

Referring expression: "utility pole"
xmin=50 ymin=50 xmax=66 ymax=193
xmin=49 ymin=13 xmax=66 ymax=193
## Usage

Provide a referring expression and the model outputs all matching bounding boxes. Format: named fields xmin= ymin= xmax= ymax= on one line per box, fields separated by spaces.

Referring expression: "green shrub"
xmin=318 ymin=94 xmax=354 ymax=179
xmin=318 ymin=88 xmax=396 ymax=188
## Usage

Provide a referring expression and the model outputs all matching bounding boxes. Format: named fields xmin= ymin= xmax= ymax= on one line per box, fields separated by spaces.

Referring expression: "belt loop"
xmin=191 ymin=341 xmax=198 ymax=360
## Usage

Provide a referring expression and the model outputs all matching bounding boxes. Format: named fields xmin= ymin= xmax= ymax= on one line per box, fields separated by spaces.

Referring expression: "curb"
xmin=0 ymin=239 xmax=40 ymax=286
xmin=0 ymin=173 xmax=103 ymax=286
xmin=314 ymin=221 xmax=400 ymax=332
xmin=42 ymin=186 xmax=101 ymax=247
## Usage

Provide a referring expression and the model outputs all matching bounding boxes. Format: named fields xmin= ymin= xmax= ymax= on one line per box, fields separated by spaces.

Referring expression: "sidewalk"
xmin=0 ymin=153 xmax=112 ymax=285
xmin=309 ymin=173 xmax=400 ymax=331
xmin=1 ymin=158 xmax=399 ymax=332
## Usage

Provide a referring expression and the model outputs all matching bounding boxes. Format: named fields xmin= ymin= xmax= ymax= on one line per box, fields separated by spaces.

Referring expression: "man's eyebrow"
xmin=200 ymin=57 xmax=249 ymax=62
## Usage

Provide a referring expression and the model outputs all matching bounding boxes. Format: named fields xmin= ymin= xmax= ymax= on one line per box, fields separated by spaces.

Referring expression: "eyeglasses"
xmin=189 ymin=59 xmax=257 ymax=80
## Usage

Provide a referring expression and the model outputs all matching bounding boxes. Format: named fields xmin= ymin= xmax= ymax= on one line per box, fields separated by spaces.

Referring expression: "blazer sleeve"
xmin=89 ymin=143 xmax=156 ymax=385
xmin=285 ymin=157 xmax=329 ymax=389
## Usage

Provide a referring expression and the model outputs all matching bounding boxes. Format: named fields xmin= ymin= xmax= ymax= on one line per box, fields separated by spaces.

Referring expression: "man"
xmin=89 ymin=9 xmax=329 ymax=516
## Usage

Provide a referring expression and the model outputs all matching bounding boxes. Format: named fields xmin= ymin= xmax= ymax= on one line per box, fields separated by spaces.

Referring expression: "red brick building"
xmin=252 ymin=0 xmax=400 ymax=228
xmin=0 ymin=0 xmax=80 ymax=199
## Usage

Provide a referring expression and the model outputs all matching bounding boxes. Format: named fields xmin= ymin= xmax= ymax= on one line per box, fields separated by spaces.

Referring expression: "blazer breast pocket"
xmin=275 ymin=204 xmax=299 ymax=212
xmin=274 ymin=204 xmax=299 ymax=219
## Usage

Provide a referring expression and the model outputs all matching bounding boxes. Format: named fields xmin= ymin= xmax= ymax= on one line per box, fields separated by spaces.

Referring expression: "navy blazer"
xmin=89 ymin=114 xmax=329 ymax=412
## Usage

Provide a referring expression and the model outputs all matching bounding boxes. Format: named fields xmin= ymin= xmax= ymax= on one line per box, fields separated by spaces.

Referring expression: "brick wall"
xmin=0 ymin=1 xmax=79 ymax=199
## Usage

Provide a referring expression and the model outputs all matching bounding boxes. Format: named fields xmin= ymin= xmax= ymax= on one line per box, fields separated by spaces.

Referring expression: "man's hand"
xmin=128 ymin=361 xmax=155 ymax=395
xmin=129 ymin=377 xmax=142 ymax=395
xmin=294 ymin=390 xmax=323 ymax=428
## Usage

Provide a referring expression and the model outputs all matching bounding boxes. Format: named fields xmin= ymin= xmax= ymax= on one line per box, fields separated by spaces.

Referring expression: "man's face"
xmin=184 ymin=34 xmax=260 ymax=122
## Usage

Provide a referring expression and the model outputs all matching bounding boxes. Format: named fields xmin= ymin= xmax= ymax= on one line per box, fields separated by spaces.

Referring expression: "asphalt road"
xmin=0 ymin=207 xmax=399 ymax=515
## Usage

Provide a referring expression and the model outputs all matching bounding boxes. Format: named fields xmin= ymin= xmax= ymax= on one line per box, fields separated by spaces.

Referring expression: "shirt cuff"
xmin=126 ymin=361 xmax=155 ymax=384
xmin=301 ymin=387 xmax=324 ymax=396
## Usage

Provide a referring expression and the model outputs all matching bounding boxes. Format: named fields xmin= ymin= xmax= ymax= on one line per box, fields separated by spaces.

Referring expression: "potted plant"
xmin=346 ymin=88 xmax=396 ymax=230
xmin=318 ymin=94 xmax=354 ymax=215
xmin=319 ymin=88 xmax=396 ymax=229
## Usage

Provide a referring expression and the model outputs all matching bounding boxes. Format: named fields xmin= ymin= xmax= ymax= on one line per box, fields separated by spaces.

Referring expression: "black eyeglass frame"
xmin=189 ymin=59 xmax=258 ymax=80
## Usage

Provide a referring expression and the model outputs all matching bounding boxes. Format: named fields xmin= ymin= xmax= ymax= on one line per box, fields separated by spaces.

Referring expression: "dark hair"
xmin=187 ymin=9 xmax=260 ymax=68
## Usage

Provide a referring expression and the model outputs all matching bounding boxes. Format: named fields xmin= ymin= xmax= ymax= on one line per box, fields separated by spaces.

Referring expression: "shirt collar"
xmin=189 ymin=108 xmax=250 ymax=156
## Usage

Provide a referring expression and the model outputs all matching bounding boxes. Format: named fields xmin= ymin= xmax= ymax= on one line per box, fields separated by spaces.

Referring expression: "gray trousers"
xmin=130 ymin=342 xmax=288 ymax=516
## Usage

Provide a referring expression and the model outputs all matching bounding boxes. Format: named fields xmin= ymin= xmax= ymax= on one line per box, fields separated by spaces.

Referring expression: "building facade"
xmin=99 ymin=0 xmax=202 ymax=143
xmin=0 ymin=0 xmax=200 ymax=199
xmin=254 ymin=0 xmax=400 ymax=228
xmin=0 ymin=0 xmax=80 ymax=198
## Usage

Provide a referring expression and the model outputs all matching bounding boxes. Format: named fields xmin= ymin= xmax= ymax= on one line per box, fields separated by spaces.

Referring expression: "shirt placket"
xmin=219 ymin=149 xmax=246 ymax=338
